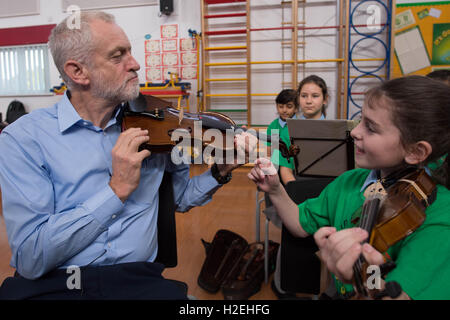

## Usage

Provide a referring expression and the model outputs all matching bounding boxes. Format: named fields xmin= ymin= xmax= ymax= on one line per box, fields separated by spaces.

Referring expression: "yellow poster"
xmin=392 ymin=1 xmax=450 ymax=78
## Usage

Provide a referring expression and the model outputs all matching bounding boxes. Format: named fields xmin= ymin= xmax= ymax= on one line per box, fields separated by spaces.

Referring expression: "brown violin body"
xmin=352 ymin=168 xmax=437 ymax=299
xmin=122 ymin=93 xmax=293 ymax=159
xmin=122 ymin=94 xmax=236 ymax=153
xmin=368 ymin=169 xmax=436 ymax=253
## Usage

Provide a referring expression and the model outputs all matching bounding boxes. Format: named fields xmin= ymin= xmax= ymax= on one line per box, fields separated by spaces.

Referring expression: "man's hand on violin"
xmin=314 ymin=227 xmax=385 ymax=283
xmin=109 ymin=128 xmax=151 ymax=202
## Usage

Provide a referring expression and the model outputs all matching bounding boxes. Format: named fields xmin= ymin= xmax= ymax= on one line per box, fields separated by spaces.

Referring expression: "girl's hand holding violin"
xmin=314 ymin=227 xmax=385 ymax=284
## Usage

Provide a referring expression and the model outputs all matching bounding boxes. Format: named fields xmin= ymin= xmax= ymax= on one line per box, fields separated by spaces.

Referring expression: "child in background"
xmin=266 ymin=89 xmax=298 ymax=184
xmin=270 ymin=75 xmax=329 ymax=299
xmin=427 ymin=69 xmax=450 ymax=86
xmin=250 ymin=76 xmax=450 ymax=299
xmin=275 ymin=75 xmax=329 ymax=185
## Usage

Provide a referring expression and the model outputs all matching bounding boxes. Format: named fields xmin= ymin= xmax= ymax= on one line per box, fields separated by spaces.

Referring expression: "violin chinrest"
xmin=127 ymin=93 xmax=173 ymax=112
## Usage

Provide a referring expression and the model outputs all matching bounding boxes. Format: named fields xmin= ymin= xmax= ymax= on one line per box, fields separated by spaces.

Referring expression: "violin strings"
xmin=354 ymin=199 xmax=379 ymax=295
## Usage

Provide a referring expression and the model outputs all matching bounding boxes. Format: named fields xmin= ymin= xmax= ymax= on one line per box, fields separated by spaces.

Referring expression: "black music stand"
xmin=279 ymin=119 xmax=356 ymax=295
xmin=286 ymin=119 xmax=356 ymax=177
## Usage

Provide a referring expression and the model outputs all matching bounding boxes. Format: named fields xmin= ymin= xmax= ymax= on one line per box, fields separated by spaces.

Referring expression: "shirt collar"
xmin=360 ymin=167 xmax=432 ymax=193
xmin=360 ymin=169 xmax=379 ymax=192
xmin=278 ymin=114 xmax=297 ymax=128
xmin=300 ymin=114 xmax=325 ymax=120
xmin=57 ymin=90 xmax=123 ymax=133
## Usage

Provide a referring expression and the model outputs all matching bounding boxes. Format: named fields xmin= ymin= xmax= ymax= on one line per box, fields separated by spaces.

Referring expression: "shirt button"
xmin=111 ymin=214 xmax=116 ymax=219
xmin=107 ymin=242 xmax=112 ymax=248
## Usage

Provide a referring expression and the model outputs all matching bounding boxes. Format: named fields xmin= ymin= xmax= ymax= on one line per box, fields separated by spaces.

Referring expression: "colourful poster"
xmin=392 ymin=2 xmax=450 ymax=77
xmin=431 ymin=23 xmax=450 ymax=65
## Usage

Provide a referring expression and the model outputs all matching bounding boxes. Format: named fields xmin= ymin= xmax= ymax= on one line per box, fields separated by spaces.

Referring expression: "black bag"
xmin=6 ymin=100 xmax=27 ymax=124
xmin=0 ymin=112 xmax=6 ymax=133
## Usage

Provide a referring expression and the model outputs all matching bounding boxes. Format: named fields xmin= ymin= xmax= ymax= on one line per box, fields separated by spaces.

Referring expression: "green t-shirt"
xmin=266 ymin=119 xmax=294 ymax=170
xmin=298 ymin=168 xmax=450 ymax=300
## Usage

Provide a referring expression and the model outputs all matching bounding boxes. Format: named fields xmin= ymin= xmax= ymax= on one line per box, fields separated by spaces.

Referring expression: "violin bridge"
xmin=178 ymin=107 xmax=184 ymax=125
xmin=363 ymin=181 xmax=387 ymax=199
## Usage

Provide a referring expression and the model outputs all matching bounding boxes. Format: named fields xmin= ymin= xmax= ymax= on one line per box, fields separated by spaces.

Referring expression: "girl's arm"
xmin=279 ymin=166 xmax=296 ymax=185
xmin=248 ymin=159 xmax=309 ymax=238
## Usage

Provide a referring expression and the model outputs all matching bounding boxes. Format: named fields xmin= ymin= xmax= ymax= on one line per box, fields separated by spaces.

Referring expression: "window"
xmin=0 ymin=44 xmax=51 ymax=96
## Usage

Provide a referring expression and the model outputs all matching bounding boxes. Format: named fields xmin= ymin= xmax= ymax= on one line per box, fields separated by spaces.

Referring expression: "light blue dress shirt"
xmin=0 ymin=92 xmax=221 ymax=279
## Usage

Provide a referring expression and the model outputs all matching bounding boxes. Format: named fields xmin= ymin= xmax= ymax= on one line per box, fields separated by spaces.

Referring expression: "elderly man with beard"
xmin=0 ymin=11 xmax=247 ymax=300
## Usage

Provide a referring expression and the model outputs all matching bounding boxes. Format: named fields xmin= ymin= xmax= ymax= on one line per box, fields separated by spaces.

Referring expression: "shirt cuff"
xmin=204 ymin=168 xmax=222 ymax=188
xmin=84 ymin=185 xmax=124 ymax=227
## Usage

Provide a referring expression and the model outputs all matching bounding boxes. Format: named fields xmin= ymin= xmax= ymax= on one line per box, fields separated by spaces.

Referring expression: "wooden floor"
xmin=163 ymin=165 xmax=281 ymax=300
xmin=0 ymin=165 xmax=282 ymax=299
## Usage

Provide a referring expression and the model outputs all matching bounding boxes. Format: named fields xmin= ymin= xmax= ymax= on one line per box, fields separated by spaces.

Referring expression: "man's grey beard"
xmin=90 ymin=73 xmax=140 ymax=103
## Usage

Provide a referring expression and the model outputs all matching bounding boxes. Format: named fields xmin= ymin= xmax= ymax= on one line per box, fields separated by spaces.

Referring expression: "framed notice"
xmin=145 ymin=53 xmax=161 ymax=67
xmin=162 ymin=39 xmax=178 ymax=52
xmin=431 ymin=23 xmax=450 ymax=65
xmin=162 ymin=52 xmax=179 ymax=66
xmin=180 ymin=51 xmax=197 ymax=65
xmin=394 ymin=26 xmax=431 ymax=74
xmin=163 ymin=67 xmax=180 ymax=80
xmin=392 ymin=1 xmax=450 ymax=77
xmin=180 ymin=38 xmax=197 ymax=51
xmin=146 ymin=68 xmax=162 ymax=82
xmin=145 ymin=40 xmax=160 ymax=53
xmin=161 ymin=24 xmax=178 ymax=39
xmin=181 ymin=66 xmax=197 ymax=80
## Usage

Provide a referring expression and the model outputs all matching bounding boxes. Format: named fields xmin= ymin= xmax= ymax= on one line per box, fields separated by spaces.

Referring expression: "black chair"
xmin=155 ymin=171 xmax=189 ymax=296
xmin=279 ymin=176 xmax=335 ymax=295
xmin=5 ymin=100 xmax=27 ymax=124
xmin=155 ymin=171 xmax=178 ymax=267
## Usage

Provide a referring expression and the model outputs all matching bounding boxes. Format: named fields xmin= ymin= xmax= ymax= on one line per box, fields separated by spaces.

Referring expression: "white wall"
xmin=0 ymin=0 xmax=389 ymax=124
xmin=0 ymin=0 xmax=201 ymax=118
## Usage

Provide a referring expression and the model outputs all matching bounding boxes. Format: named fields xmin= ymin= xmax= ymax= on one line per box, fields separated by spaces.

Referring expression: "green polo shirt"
xmin=298 ymin=168 xmax=450 ymax=300
xmin=266 ymin=119 xmax=294 ymax=170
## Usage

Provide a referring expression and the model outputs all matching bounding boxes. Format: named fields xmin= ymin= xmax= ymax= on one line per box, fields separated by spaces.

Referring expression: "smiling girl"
xmin=249 ymin=76 xmax=450 ymax=300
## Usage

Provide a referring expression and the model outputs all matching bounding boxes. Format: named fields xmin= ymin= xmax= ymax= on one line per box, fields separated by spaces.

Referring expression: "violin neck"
xmin=353 ymin=196 xmax=382 ymax=296
xmin=359 ymin=197 xmax=382 ymax=234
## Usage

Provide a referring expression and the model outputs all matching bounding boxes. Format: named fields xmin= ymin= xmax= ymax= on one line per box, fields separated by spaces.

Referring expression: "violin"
xmin=351 ymin=167 xmax=437 ymax=299
xmin=121 ymin=93 xmax=295 ymax=161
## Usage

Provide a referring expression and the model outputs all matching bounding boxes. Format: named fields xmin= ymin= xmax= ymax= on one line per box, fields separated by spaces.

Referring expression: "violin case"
xmin=197 ymin=229 xmax=279 ymax=299
xmin=197 ymin=229 xmax=248 ymax=293
xmin=221 ymin=240 xmax=279 ymax=300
